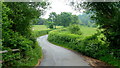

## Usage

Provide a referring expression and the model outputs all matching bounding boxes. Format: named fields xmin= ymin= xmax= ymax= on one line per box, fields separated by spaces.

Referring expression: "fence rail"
xmin=0 ymin=49 xmax=19 ymax=54
xmin=0 ymin=49 xmax=19 ymax=63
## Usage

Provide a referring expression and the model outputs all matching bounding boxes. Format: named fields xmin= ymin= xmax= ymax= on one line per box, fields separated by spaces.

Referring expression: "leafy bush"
xmin=68 ymin=24 xmax=82 ymax=35
xmin=77 ymin=34 xmax=109 ymax=58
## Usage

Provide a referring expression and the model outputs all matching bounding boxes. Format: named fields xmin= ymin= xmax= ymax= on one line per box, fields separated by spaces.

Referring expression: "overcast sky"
xmin=41 ymin=0 xmax=82 ymax=19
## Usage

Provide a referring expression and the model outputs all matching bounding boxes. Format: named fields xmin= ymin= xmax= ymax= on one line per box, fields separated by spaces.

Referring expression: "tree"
xmin=69 ymin=24 xmax=82 ymax=35
xmin=47 ymin=12 xmax=80 ymax=27
xmin=70 ymin=2 xmax=120 ymax=49
xmin=71 ymin=15 xmax=79 ymax=24
xmin=34 ymin=18 xmax=46 ymax=25
xmin=48 ymin=12 xmax=57 ymax=28
xmin=78 ymin=13 xmax=95 ymax=27
xmin=2 ymin=2 xmax=49 ymax=67
xmin=59 ymin=12 xmax=72 ymax=27
xmin=47 ymin=21 xmax=54 ymax=29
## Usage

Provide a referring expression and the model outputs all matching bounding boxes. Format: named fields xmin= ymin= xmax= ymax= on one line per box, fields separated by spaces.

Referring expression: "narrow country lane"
xmin=37 ymin=35 xmax=92 ymax=67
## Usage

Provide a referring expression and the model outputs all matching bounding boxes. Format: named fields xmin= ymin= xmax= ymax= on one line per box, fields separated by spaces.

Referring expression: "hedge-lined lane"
xmin=37 ymin=35 xmax=91 ymax=66
xmin=48 ymin=30 xmax=120 ymax=67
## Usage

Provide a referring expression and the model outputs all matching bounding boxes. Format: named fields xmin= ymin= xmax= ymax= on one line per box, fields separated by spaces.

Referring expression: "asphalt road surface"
xmin=37 ymin=35 xmax=91 ymax=67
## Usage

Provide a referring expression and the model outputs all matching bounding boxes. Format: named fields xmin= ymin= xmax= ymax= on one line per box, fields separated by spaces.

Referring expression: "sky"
xmin=41 ymin=0 xmax=83 ymax=19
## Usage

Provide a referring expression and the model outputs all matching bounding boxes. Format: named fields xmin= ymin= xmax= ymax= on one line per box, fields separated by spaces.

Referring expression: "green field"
xmin=32 ymin=25 xmax=63 ymax=37
xmin=32 ymin=25 xmax=97 ymax=38
xmin=32 ymin=25 xmax=49 ymax=31
xmin=80 ymin=26 xmax=97 ymax=36
xmin=32 ymin=25 xmax=63 ymax=31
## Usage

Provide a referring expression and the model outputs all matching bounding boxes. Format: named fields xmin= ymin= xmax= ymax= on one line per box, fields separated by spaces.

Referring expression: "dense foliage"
xmin=85 ymin=2 xmax=120 ymax=49
xmin=70 ymin=2 xmax=120 ymax=49
xmin=48 ymin=27 xmax=120 ymax=67
xmin=2 ymin=2 xmax=49 ymax=67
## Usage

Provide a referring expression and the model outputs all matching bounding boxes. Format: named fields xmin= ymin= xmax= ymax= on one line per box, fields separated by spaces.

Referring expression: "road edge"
xmin=34 ymin=56 xmax=43 ymax=68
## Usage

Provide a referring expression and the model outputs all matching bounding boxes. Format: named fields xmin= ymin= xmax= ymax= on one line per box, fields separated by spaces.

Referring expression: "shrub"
xmin=68 ymin=24 xmax=82 ymax=35
xmin=77 ymin=34 xmax=109 ymax=58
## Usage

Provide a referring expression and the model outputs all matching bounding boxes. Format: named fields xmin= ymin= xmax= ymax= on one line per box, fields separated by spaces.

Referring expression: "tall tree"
xmin=4 ymin=2 xmax=49 ymax=37
xmin=58 ymin=12 xmax=72 ymax=27
xmin=70 ymin=2 xmax=120 ymax=49
xmin=71 ymin=15 xmax=79 ymax=24
xmin=47 ymin=12 xmax=80 ymax=27
xmin=48 ymin=12 xmax=57 ymax=28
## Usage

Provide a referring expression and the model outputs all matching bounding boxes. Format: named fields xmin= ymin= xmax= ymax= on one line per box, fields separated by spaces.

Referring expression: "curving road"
xmin=37 ymin=35 xmax=91 ymax=67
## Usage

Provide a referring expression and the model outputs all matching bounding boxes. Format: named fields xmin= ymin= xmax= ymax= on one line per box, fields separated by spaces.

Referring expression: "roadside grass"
xmin=15 ymin=42 xmax=42 ymax=67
